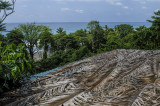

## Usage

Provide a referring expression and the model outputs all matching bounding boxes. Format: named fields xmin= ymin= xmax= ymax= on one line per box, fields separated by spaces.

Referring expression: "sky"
xmin=4 ymin=0 xmax=160 ymax=23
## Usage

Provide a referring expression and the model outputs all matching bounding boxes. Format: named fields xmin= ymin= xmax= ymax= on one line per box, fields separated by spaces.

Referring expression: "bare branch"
xmin=0 ymin=0 xmax=16 ymax=24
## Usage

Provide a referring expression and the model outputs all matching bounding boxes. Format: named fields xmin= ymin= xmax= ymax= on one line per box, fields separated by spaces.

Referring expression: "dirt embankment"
xmin=1 ymin=49 xmax=160 ymax=106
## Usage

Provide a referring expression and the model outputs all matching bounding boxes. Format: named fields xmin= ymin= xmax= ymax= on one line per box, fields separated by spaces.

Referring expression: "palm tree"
xmin=39 ymin=27 xmax=53 ymax=59
xmin=18 ymin=23 xmax=45 ymax=59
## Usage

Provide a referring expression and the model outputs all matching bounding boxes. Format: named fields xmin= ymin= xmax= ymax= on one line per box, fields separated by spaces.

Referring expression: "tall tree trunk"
xmin=29 ymin=45 xmax=34 ymax=59
xmin=43 ymin=43 xmax=48 ymax=59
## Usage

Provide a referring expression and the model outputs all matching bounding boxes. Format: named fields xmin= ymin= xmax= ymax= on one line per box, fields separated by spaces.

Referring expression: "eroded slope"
xmin=1 ymin=49 xmax=160 ymax=106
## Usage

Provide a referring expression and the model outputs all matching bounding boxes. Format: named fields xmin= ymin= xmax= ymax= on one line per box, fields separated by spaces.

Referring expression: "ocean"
xmin=4 ymin=22 xmax=152 ymax=34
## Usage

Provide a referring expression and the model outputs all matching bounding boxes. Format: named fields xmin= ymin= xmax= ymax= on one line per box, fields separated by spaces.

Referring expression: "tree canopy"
xmin=17 ymin=23 xmax=46 ymax=59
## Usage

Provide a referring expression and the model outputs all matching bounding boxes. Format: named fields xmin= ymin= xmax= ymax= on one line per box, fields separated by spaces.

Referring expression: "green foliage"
xmin=105 ymin=32 xmax=122 ymax=51
xmin=136 ymin=25 xmax=147 ymax=31
xmin=114 ymin=24 xmax=134 ymax=38
xmin=17 ymin=23 xmax=46 ymax=59
xmin=0 ymin=42 xmax=31 ymax=92
xmin=75 ymin=29 xmax=87 ymax=37
xmin=0 ymin=23 xmax=6 ymax=31
xmin=65 ymin=34 xmax=80 ymax=49
xmin=87 ymin=20 xmax=100 ymax=31
xmin=7 ymin=29 xmax=24 ymax=45
xmin=134 ymin=28 xmax=160 ymax=49
xmin=74 ymin=29 xmax=91 ymax=49
xmin=34 ymin=47 xmax=91 ymax=73
xmin=39 ymin=26 xmax=53 ymax=59
xmin=104 ymin=25 xmax=114 ymax=39
xmin=53 ymin=33 xmax=80 ymax=51
xmin=147 ymin=10 xmax=160 ymax=28
xmin=87 ymin=20 xmax=106 ymax=52
xmin=0 ymin=34 xmax=5 ymax=42
xmin=122 ymin=33 xmax=136 ymax=49
xmin=147 ymin=10 xmax=160 ymax=49
xmin=72 ymin=46 xmax=91 ymax=61
xmin=56 ymin=27 xmax=66 ymax=34
xmin=92 ymin=25 xmax=105 ymax=52
xmin=34 ymin=50 xmax=71 ymax=72
xmin=0 ymin=1 xmax=12 ymax=10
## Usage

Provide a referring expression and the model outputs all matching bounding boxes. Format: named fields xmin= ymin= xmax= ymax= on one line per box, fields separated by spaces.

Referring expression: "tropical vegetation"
xmin=0 ymin=0 xmax=160 ymax=93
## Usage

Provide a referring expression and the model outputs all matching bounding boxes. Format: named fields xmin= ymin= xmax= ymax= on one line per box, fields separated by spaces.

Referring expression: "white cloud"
xmin=61 ymin=8 xmax=71 ymax=11
xmin=123 ymin=6 xmax=128 ymax=9
xmin=75 ymin=9 xmax=84 ymax=13
xmin=132 ymin=0 xmax=146 ymax=4
xmin=147 ymin=0 xmax=160 ymax=2
xmin=51 ymin=0 xmax=124 ymax=4
xmin=51 ymin=0 xmax=129 ymax=9
xmin=105 ymin=0 xmax=123 ymax=6
xmin=115 ymin=2 xmax=123 ymax=6
xmin=105 ymin=0 xmax=130 ymax=10
xmin=133 ymin=0 xmax=160 ymax=4
xmin=60 ymin=8 xmax=84 ymax=13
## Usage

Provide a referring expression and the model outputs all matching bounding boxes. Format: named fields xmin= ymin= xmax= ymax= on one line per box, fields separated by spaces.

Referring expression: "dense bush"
xmin=0 ymin=42 xmax=31 ymax=92
xmin=34 ymin=47 xmax=92 ymax=73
